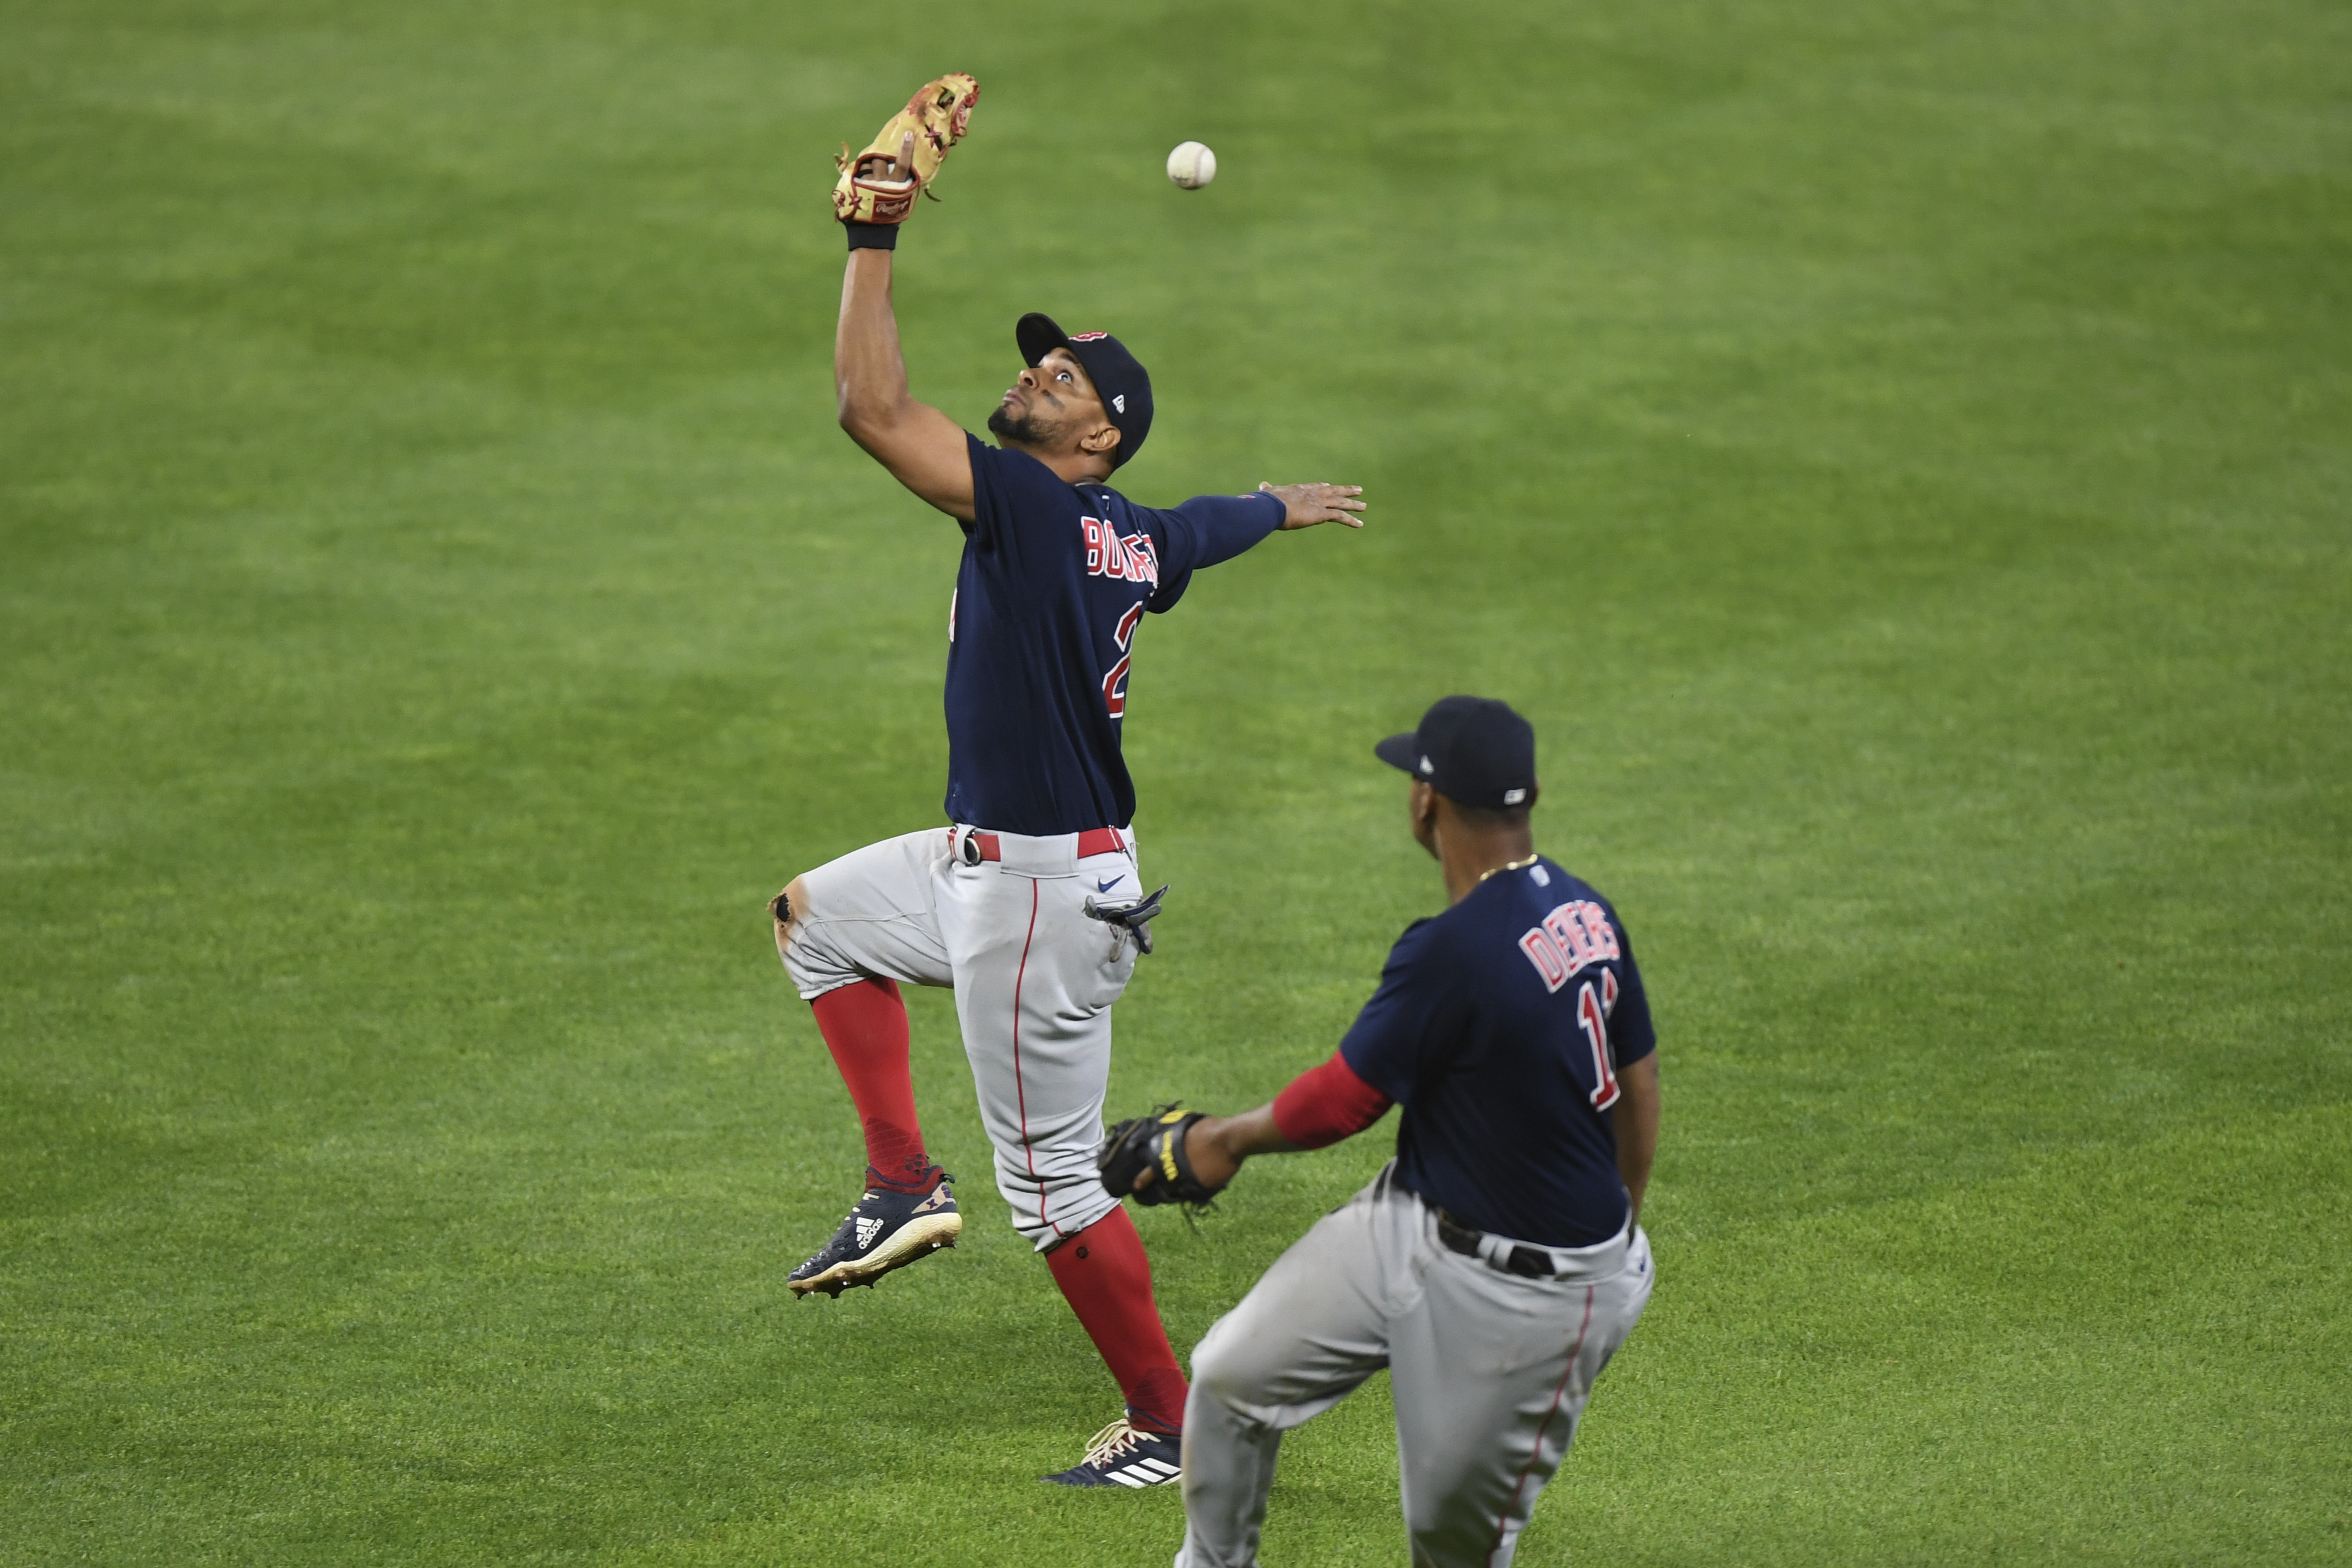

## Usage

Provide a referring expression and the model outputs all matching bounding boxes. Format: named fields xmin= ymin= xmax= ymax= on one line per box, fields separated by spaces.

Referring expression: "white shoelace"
xmin=1078 ymin=1419 xmax=1153 ymax=1468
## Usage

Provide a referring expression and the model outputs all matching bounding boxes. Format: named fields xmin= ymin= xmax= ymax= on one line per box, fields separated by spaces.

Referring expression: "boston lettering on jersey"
xmin=1081 ymin=516 xmax=1161 ymax=585
xmin=1338 ymin=857 xmax=1656 ymax=1247
xmin=944 ymin=434 xmax=1284 ymax=836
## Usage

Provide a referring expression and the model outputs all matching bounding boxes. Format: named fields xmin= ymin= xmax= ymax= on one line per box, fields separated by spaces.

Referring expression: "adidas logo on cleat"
xmin=787 ymin=1174 xmax=965 ymax=1299
xmin=1042 ymin=1418 xmax=1183 ymax=1488
xmin=1098 ymin=1453 xmax=1180 ymax=1488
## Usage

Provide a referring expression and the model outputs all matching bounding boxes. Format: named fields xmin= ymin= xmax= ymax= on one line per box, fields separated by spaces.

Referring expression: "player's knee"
xmin=1187 ymin=1321 xmax=1253 ymax=1408
xmin=773 ymin=875 xmax=812 ymax=958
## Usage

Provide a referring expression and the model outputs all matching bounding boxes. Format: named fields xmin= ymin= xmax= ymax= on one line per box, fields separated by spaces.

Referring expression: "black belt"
xmin=1434 ymin=1208 xmax=1560 ymax=1280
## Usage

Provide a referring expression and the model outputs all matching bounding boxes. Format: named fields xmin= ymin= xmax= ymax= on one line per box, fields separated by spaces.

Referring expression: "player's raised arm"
xmin=835 ymin=222 xmax=973 ymax=520
xmin=830 ymin=85 xmax=981 ymax=522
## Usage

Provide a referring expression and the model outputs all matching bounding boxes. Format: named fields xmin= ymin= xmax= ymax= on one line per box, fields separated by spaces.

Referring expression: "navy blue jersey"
xmin=1338 ymin=857 xmax=1657 ymax=1247
xmin=944 ymin=434 xmax=1284 ymax=835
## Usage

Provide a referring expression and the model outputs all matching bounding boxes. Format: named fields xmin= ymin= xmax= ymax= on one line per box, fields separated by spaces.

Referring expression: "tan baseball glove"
xmin=832 ymin=72 xmax=980 ymax=226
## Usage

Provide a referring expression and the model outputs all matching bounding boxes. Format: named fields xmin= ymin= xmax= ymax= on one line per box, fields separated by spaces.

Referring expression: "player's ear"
xmin=1080 ymin=422 xmax=1122 ymax=458
xmin=1407 ymin=779 xmax=1439 ymax=844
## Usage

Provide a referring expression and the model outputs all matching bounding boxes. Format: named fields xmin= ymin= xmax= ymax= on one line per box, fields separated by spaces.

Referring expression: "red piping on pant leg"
xmin=1485 ymin=1286 xmax=1595 ymax=1565
xmin=1009 ymin=878 xmax=1059 ymax=1238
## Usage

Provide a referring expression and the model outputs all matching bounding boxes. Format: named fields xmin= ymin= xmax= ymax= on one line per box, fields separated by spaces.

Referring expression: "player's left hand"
xmin=1100 ymin=1105 xmax=1227 ymax=1211
xmin=833 ymin=73 xmax=980 ymax=227
xmin=1259 ymin=481 xmax=1366 ymax=530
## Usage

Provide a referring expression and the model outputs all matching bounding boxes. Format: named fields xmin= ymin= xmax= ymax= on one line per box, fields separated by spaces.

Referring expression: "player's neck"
xmin=1436 ymin=828 xmax=1537 ymax=906
xmin=1009 ymin=439 xmax=1114 ymax=487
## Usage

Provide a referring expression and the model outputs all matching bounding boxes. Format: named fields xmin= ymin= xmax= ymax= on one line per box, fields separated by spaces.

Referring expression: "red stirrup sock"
xmin=1044 ymin=1207 xmax=1190 ymax=1435
xmin=807 ymin=977 xmax=935 ymax=1194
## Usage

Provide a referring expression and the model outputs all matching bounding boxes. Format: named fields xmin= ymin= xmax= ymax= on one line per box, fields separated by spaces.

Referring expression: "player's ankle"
xmin=1125 ymin=1366 xmax=1189 ymax=1434
xmin=866 ymin=1162 xmax=946 ymax=1196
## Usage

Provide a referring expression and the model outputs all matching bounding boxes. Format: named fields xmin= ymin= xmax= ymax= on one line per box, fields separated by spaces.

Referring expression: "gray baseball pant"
xmin=1176 ymin=1164 xmax=1654 ymax=1568
xmin=782 ymin=824 xmax=1141 ymax=1248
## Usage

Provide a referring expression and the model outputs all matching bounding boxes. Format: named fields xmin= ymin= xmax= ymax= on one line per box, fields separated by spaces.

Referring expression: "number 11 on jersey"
xmin=1577 ymin=974 xmax=1620 ymax=1111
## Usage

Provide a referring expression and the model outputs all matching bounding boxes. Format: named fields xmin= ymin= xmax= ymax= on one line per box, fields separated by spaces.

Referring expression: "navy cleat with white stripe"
xmin=787 ymin=1174 xmax=961 ymax=1299
xmin=1042 ymin=1418 xmax=1183 ymax=1488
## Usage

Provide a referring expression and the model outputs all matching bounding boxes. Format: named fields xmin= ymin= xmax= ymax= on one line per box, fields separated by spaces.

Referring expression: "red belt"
xmin=961 ymin=827 xmax=1125 ymax=863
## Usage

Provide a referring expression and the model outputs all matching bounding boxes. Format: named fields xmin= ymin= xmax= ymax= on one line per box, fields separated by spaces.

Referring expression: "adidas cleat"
xmin=787 ymin=1177 xmax=962 ymax=1299
xmin=1041 ymin=1418 xmax=1182 ymax=1488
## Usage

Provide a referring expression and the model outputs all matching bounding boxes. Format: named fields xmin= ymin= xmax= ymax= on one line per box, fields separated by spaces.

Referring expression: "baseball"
xmin=1166 ymin=140 xmax=1216 ymax=190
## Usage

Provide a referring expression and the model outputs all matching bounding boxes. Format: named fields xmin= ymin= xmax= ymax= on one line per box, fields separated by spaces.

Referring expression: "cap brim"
xmin=1016 ymin=312 xmax=1069 ymax=368
xmin=1373 ymin=733 xmax=1421 ymax=774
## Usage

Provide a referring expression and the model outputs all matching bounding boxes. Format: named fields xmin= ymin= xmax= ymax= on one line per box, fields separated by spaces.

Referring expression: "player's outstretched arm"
xmin=1130 ymin=1050 xmax=1393 ymax=1195
xmin=834 ymin=133 xmax=974 ymax=523
xmin=1161 ymin=481 xmax=1365 ymax=583
xmin=1257 ymin=481 xmax=1367 ymax=530
xmin=1143 ymin=1103 xmax=1295 ymax=1193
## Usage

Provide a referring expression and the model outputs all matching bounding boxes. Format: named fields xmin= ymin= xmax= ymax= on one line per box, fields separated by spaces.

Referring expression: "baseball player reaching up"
xmin=1103 ymin=696 xmax=1661 ymax=1563
xmin=770 ymin=76 xmax=1365 ymax=1487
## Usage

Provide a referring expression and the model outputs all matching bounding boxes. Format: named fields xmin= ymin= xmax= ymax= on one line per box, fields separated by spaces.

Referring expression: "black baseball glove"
xmin=1083 ymin=882 xmax=1170 ymax=955
xmin=1098 ymin=1104 xmax=1222 ymax=1210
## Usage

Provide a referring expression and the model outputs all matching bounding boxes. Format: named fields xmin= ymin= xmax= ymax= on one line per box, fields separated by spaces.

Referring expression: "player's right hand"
xmin=1259 ymin=481 xmax=1367 ymax=530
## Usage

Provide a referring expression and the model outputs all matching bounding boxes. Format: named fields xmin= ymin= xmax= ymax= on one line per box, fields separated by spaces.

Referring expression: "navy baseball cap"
xmin=1374 ymin=696 xmax=1539 ymax=810
xmin=1017 ymin=312 xmax=1153 ymax=469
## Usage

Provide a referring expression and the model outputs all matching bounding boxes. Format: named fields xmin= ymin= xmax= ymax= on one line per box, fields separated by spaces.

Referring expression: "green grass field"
xmin=5 ymin=0 xmax=2349 ymax=1561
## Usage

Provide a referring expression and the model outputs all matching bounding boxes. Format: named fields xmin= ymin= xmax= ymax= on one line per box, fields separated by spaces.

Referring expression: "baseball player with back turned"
xmin=1108 ymin=697 xmax=1661 ymax=1564
xmin=769 ymin=76 xmax=1366 ymax=1486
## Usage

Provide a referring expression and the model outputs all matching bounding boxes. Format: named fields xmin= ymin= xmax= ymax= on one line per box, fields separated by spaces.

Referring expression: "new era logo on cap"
xmin=1420 ymin=756 xmax=1433 ymax=774
xmin=1112 ymin=394 xmax=1126 ymax=412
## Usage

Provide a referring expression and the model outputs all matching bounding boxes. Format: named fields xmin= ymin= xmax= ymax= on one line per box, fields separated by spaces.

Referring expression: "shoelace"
xmin=1078 ymin=1419 xmax=1155 ymax=1469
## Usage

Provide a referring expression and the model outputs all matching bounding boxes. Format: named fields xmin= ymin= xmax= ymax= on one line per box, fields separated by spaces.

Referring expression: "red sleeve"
xmin=1272 ymin=1050 xmax=1394 ymax=1151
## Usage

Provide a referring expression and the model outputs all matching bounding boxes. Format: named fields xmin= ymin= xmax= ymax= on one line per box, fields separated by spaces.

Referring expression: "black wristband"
xmin=844 ymin=222 xmax=899 ymax=252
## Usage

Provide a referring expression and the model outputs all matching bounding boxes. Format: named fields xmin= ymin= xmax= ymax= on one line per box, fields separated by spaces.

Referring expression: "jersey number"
xmin=1577 ymin=972 xmax=1621 ymax=1111
xmin=1102 ymin=601 xmax=1145 ymax=718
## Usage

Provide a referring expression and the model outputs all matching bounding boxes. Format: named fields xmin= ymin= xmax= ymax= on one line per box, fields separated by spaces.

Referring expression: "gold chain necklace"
xmin=1477 ymin=854 xmax=1540 ymax=884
